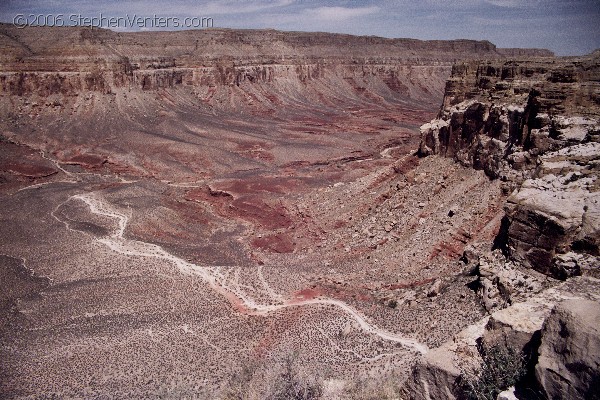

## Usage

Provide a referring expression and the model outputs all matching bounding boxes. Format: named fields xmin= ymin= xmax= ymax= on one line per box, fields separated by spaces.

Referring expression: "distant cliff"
xmin=440 ymin=55 xmax=600 ymax=115
xmin=0 ymin=25 xmax=553 ymax=105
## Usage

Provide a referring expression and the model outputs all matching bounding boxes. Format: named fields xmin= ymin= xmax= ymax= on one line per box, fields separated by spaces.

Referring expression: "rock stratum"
xmin=0 ymin=24 xmax=551 ymax=97
xmin=1 ymin=24 xmax=597 ymax=400
xmin=2 ymin=24 xmax=550 ymax=184
xmin=406 ymin=51 xmax=600 ymax=399
xmin=419 ymin=53 xmax=600 ymax=280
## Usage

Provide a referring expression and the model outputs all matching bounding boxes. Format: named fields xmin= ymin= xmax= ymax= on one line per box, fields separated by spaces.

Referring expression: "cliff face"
xmin=0 ymin=24 xmax=552 ymax=105
xmin=441 ymin=56 xmax=600 ymax=115
xmin=405 ymin=53 xmax=600 ymax=400
xmin=1 ymin=26 xmax=572 ymax=399
xmin=419 ymin=53 xmax=600 ymax=279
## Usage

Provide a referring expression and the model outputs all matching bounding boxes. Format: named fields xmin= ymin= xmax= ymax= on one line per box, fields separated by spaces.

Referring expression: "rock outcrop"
xmin=535 ymin=298 xmax=600 ymax=400
xmin=440 ymin=56 xmax=600 ymax=116
xmin=410 ymin=51 xmax=600 ymax=400
xmin=418 ymin=53 xmax=600 ymax=280
xmin=504 ymin=144 xmax=600 ymax=279
xmin=461 ymin=245 xmax=552 ymax=313
xmin=402 ymin=277 xmax=600 ymax=400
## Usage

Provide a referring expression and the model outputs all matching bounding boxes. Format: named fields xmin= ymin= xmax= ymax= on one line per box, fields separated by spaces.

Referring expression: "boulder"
xmin=481 ymin=276 xmax=600 ymax=352
xmin=536 ymin=298 xmax=600 ymax=400
xmin=504 ymin=143 xmax=600 ymax=279
xmin=496 ymin=387 xmax=518 ymax=400
xmin=402 ymin=277 xmax=600 ymax=400
xmin=484 ymin=300 xmax=547 ymax=352
xmin=401 ymin=318 xmax=488 ymax=400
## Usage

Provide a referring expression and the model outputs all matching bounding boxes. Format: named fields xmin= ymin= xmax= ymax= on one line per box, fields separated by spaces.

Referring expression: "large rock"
xmin=482 ymin=276 xmax=600 ymax=354
xmin=468 ymin=246 xmax=549 ymax=312
xmin=402 ymin=277 xmax=600 ymax=400
xmin=536 ymin=298 xmax=600 ymax=400
xmin=505 ymin=142 xmax=600 ymax=279
xmin=401 ymin=318 xmax=488 ymax=400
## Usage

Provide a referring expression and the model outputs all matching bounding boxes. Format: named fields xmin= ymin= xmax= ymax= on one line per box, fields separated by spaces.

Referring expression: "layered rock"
xmin=0 ymin=24 xmax=552 ymax=105
xmin=418 ymin=101 xmax=526 ymax=178
xmin=402 ymin=277 xmax=600 ymax=400
xmin=418 ymin=53 xmax=600 ymax=280
xmin=409 ymin=52 xmax=600 ymax=400
xmin=505 ymin=145 xmax=600 ymax=279
xmin=440 ymin=56 xmax=600 ymax=115
xmin=419 ymin=53 xmax=600 ymax=178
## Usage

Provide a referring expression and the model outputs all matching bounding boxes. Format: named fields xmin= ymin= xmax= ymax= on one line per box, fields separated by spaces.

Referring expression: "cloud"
xmin=179 ymin=0 xmax=295 ymax=15
xmin=483 ymin=0 xmax=527 ymax=7
xmin=305 ymin=6 xmax=380 ymax=22
xmin=0 ymin=0 xmax=297 ymax=17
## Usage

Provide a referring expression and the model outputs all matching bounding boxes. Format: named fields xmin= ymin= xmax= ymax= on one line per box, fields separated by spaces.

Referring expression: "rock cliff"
xmin=407 ymin=52 xmax=600 ymax=399
xmin=0 ymin=24 xmax=552 ymax=106
xmin=418 ymin=53 xmax=600 ymax=279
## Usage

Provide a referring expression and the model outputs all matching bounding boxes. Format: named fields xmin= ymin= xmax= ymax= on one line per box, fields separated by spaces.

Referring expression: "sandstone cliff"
xmin=419 ymin=53 xmax=600 ymax=279
xmin=0 ymin=24 xmax=552 ymax=105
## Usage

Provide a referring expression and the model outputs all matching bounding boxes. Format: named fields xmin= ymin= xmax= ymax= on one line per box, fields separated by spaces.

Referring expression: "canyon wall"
xmin=406 ymin=51 xmax=600 ymax=400
xmin=0 ymin=24 xmax=552 ymax=107
xmin=419 ymin=53 xmax=600 ymax=279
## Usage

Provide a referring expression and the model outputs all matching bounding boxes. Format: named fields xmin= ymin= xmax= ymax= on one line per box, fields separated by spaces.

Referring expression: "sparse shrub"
xmin=341 ymin=371 xmax=404 ymax=400
xmin=223 ymin=363 xmax=257 ymax=400
xmin=222 ymin=354 xmax=322 ymax=400
xmin=266 ymin=354 xmax=323 ymax=400
xmin=458 ymin=341 xmax=527 ymax=400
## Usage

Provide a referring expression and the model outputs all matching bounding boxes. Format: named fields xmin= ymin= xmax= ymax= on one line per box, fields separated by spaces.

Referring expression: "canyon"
xmin=0 ymin=24 xmax=598 ymax=399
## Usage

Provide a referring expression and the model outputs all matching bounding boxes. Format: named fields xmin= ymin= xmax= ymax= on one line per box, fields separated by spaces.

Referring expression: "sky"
xmin=1 ymin=0 xmax=599 ymax=56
